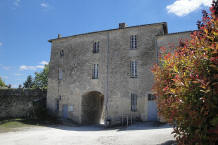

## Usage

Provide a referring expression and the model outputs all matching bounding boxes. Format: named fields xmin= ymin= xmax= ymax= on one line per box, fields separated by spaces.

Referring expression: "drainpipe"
xmin=105 ymin=31 xmax=110 ymax=125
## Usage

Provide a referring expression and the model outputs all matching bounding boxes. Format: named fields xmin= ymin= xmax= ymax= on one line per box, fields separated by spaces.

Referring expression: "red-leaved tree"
xmin=152 ymin=1 xmax=218 ymax=144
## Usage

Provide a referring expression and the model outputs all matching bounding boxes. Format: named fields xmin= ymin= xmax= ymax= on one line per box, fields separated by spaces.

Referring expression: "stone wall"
xmin=156 ymin=31 xmax=192 ymax=54
xmin=0 ymin=89 xmax=47 ymax=120
xmin=47 ymin=22 xmax=167 ymax=125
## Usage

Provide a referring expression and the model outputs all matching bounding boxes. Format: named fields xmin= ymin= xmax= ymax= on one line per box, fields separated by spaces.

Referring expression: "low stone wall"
xmin=0 ymin=89 xmax=47 ymax=120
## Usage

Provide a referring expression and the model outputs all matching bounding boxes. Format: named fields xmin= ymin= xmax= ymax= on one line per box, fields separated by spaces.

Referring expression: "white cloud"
xmin=14 ymin=0 xmax=21 ymax=7
xmin=40 ymin=3 xmax=48 ymax=8
xmin=19 ymin=65 xmax=33 ymax=70
xmin=40 ymin=61 xmax=49 ymax=65
xmin=0 ymin=42 xmax=3 ymax=46
xmin=19 ymin=65 xmax=44 ymax=71
xmin=0 ymin=64 xmax=11 ymax=70
xmin=2 ymin=66 xmax=11 ymax=70
xmin=14 ymin=73 xmax=23 ymax=76
xmin=166 ymin=0 xmax=212 ymax=16
xmin=36 ymin=65 xmax=45 ymax=69
xmin=2 ymin=76 xmax=8 ymax=80
xmin=19 ymin=61 xmax=48 ymax=71
xmin=11 ymin=84 xmax=18 ymax=88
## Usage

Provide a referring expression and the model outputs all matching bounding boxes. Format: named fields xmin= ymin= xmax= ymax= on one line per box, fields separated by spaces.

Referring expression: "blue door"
xmin=62 ymin=104 xmax=68 ymax=119
xmin=147 ymin=94 xmax=158 ymax=121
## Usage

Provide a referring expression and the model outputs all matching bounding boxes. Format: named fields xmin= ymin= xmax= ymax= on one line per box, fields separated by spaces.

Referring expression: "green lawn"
xmin=0 ymin=119 xmax=33 ymax=133
xmin=0 ymin=117 xmax=60 ymax=133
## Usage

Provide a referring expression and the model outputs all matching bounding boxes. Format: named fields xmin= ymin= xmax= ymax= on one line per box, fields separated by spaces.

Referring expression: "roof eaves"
xmin=48 ymin=22 xmax=167 ymax=43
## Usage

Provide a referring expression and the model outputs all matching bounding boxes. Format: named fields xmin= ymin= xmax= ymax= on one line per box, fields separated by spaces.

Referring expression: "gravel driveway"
xmin=0 ymin=122 xmax=175 ymax=145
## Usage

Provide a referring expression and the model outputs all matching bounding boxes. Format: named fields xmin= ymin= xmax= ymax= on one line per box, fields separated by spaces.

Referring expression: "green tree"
xmin=33 ymin=64 xmax=49 ymax=90
xmin=0 ymin=77 xmax=6 ymax=87
xmin=23 ymin=75 xmax=34 ymax=88
xmin=152 ymin=1 xmax=218 ymax=144
xmin=18 ymin=84 xmax=22 ymax=88
xmin=7 ymin=84 xmax=11 ymax=88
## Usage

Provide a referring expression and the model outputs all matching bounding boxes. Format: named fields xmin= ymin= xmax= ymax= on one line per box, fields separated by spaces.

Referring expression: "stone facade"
xmin=156 ymin=31 xmax=192 ymax=53
xmin=47 ymin=22 xmax=191 ymax=125
xmin=0 ymin=89 xmax=46 ymax=120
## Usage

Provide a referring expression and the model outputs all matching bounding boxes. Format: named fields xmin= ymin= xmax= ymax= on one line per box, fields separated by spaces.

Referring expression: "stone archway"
xmin=81 ymin=91 xmax=104 ymax=124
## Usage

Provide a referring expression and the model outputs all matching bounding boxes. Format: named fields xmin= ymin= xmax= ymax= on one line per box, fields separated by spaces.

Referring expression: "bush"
xmin=0 ymin=77 xmax=6 ymax=87
xmin=152 ymin=1 xmax=218 ymax=144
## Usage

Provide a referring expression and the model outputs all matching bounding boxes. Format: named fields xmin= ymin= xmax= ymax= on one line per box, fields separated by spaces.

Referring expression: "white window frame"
xmin=92 ymin=64 xmax=99 ymax=79
xmin=69 ymin=105 xmax=74 ymax=112
xmin=130 ymin=60 xmax=137 ymax=78
xmin=130 ymin=35 xmax=137 ymax=49
xmin=59 ymin=68 xmax=63 ymax=80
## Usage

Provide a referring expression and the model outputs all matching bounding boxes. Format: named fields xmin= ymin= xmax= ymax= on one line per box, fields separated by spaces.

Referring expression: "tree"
xmin=152 ymin=1 xmax=218 ymax=144
xmin=7 ymin=84 xmax=11 ymax=88
xmin=23 ymin=75 xmax=34 ymax=88
xmin=18 ymin=84 xmax=22 ymax=88
xmin=33 ymin=64 xmax=49 ymax=90
xmin=0 ymin=77 xmax=6 ymax=87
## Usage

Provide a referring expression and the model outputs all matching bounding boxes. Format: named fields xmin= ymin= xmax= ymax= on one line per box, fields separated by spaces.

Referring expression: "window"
xmin=179 ymin=41 xmax=186 ymax=47
xmin=59 ymin=68 xmax=63 ymax=80
xmin=92 ymin=64 xmax=99 ymax=79
xmin=93 ymin=42 xmax=99 ymax=53
xmin=69 ymin=105 xmax=73 ymax=112
xmin=130 ymin=35 xmax=137 ymax=49
xmin=56 ymin=99 xmax=59 ymax=112
xmin=130 ymin=60 xmax=137 ymax=78
xmin=131 ymin=93 xmax=137 ymax=112
xmin=60 ymin=49 xmax=64 ymax=57
xmin=148 ymin=94 xmax=156 ymax=101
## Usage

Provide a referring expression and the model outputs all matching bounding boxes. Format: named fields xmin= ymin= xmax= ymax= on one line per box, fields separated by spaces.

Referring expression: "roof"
xmin=156 ymin=30 xmax=194 ymax=38
xmin=48 ymin=22 xmax=168 ymax=43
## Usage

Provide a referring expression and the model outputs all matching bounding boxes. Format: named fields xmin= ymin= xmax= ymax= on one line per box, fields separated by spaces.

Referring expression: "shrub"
xmin=152 ymin=1 xmax=218 ymax=144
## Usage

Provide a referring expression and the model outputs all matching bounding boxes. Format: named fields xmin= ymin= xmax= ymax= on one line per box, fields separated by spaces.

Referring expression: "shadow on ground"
xmin=0 ymin=118 xmax=172 ymax=132
xmin=42 ymin=121 xmax=173 ymax=132
xmin=158 ymin=140 xmax=177 ymax=145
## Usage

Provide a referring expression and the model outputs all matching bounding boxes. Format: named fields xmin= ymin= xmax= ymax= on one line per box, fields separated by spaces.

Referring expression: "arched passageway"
xmin=81 ymin=91 xmax=104 ymax=124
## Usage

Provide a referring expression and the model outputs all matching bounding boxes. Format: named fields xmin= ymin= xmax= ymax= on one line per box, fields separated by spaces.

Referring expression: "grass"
xmin=0 ymin=119 xmax=33 ymax=133
xmin=0 ymin=117 xmax=60 ymax=133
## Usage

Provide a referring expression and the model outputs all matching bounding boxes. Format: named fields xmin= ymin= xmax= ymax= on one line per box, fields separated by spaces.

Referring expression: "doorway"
xmin=81 ymin=91 xmax=104 ymax=124
xmin=147 ymin=94 xmax=158 ymax=121
xmin=62 ymin=104 xmax=68 ymax=119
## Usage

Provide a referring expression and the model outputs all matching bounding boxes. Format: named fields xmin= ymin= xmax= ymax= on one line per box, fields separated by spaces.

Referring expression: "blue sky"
xmin=0 ymin=0 xmax=212 ymax=87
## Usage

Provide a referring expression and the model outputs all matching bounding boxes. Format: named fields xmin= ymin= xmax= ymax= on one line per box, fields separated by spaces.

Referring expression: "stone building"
xmin=47 ymin=22 xmax=191 ymax=125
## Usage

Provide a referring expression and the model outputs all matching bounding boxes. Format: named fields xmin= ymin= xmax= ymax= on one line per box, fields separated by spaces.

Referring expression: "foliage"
xmin=18 ymin=84 xmax=22 ymax=88
xmin=7 ymin=84 xmax=11 ymax=88
xmin=32 ymin=64 xmax=49 ymax=90
xmin=0 ymin=119 xmax=32 ymax=133
xmin=152 ymin=1 xmax=218 ymax=145
xmin=22 ymin=64 xmax=49 ymax=90
xmin=23 ymin=75 xmax=34 ymax=88
xmin=0 ymin=77 xmax=6 ymax=87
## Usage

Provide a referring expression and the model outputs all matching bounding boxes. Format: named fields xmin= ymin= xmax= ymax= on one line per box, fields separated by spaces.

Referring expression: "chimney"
xmin=58 ymin=34 xmax=62 ymax=38
xmin=119 ymin=23 xmax=127 ymax=29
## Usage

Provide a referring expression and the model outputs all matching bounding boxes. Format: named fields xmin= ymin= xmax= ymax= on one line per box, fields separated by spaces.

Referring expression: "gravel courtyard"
xmin=0 ymin=122 xmax=175 ymax=145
